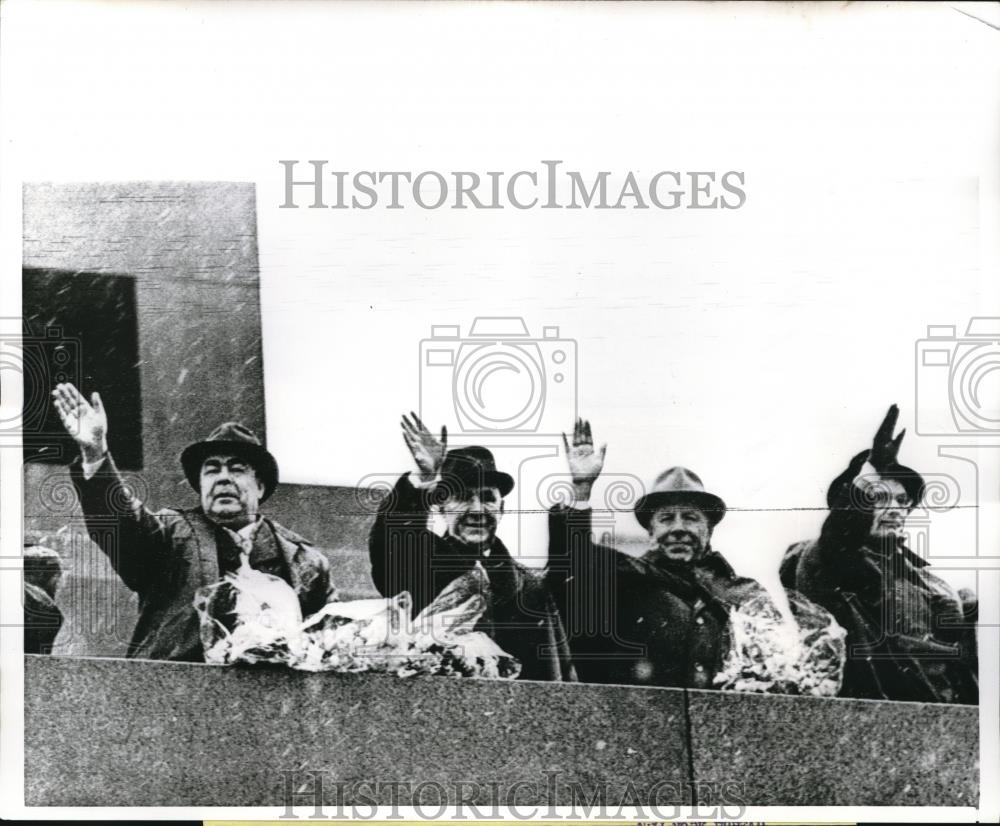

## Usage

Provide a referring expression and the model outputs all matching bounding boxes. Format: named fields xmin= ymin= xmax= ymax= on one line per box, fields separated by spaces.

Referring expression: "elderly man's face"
xmin=648 ymin=503 xmax=711 ymax=563
xmin=867 ymin=478 xmax=912 ymax=544
xmin=440 ymin=486 xmax=503 ymax=551
xmin=199 ymin=453 xmax=264 ymax=527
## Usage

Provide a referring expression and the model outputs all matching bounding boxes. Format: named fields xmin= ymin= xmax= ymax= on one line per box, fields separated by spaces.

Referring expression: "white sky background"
xmin=1 ymin=1 xmax=998 ymax=592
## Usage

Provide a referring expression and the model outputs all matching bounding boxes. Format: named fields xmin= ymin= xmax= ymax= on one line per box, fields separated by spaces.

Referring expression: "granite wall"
xmin=24 ymin=655 xmax=979 ymax=808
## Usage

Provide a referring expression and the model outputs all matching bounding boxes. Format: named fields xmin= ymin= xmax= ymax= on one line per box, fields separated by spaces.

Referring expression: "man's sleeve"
xmin=301 ymin=549 xmax=339 ymax=617
xmin=69 ymin=453 xmax=172 ymax=594
xmin=368 ymin=473 xmax=436 ymax=605
xmin=545 ymin=504 xmax=615 ymax=639
xmin=546 ymin=503 xmax=595 ymax=581
xmin=814 ymin=468 xmax=875 ymax=575
xmin=786 ymin=467 xmax=874 ymax=601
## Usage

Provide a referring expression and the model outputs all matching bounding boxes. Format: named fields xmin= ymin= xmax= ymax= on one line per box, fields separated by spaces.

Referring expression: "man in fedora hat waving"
xmin=546 ymin=418 xmax=775 ymax=688
xmin=780 ymin=405 xmax=978 ymax=704
xmin=368 ymin=413 xmax=575 ymax=681
xmin=53 ymin=382 xmax=336 ymax=661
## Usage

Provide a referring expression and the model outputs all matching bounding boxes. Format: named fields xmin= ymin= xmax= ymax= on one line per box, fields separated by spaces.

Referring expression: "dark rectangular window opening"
xmin=22 ymin=268 xmax=143 ymax=470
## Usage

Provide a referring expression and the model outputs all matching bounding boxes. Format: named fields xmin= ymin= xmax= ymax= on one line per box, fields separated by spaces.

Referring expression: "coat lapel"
xmin=182 ymin=509 xmax=222 ymax=586
xmin=266 ymin=518 xmax=307 ymax=596
xmin=638 ymin=548 xmax=742 ymax=619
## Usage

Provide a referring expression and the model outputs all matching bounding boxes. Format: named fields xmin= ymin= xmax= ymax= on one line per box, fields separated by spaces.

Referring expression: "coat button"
xmin=695 ymin=616 xmax=705 ymax=626
xmin=694 ymin=663 xmax=705 ymax=673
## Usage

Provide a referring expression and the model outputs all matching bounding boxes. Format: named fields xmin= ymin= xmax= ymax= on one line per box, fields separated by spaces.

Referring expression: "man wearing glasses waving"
xmin=781 ymin=405 xmax=978 ymax=704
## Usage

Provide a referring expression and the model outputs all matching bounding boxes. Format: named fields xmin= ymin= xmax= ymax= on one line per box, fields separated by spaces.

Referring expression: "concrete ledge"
xmin=24 ymin=655 xmax=978 ymax=808
xmin=24 ymin=655 xmax=690 ymax=807
xmin=687 ymin=687 xmax=979 ymax=806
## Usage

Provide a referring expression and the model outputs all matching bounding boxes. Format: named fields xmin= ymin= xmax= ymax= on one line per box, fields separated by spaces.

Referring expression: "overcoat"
xmin=70 ymin=455 xmax=336 ymax=661
xmin=24 ymin=582 xmax=63 ymax=654
xmin=546 ymin=504 xmax=774 ymax=688
xmin=369 ymin=474 xmax=576 ymax=682
xmin=780 ymin=465 xmax=978 ymax=704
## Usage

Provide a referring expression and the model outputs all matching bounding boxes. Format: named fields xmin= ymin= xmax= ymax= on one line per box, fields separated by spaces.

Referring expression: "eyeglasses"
xmin=868 ymin=490 xmax=913 ymax=509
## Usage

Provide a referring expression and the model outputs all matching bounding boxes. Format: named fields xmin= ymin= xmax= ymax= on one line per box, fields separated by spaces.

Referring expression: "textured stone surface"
xmin=687 ymin=687 xmax=979 ymax=806
xmin=25 ymin=655 xmax=690 ymax=807
xmin=23 ymin=182 xmax=266 ymax=496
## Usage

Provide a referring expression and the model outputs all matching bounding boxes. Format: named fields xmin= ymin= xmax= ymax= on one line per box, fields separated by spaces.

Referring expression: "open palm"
xmin=401 ymin=411 xmax=447 ymax=482
xmin=52 ymin=382 xmax=107 ymax=457
xmin=869 ymin=404 xmax=905 ymax=471
xmin=563 ymin=418 xmax=607 ymax=485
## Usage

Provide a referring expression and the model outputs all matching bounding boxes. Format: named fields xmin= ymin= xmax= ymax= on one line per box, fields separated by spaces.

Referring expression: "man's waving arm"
xmin=546 ymin=419 xmax=613 ymax=624
xmin=818 ymin=404 xmax=907 ymax=563
xmin=54 ymin=382 xmax=172 ymax=593
xmin=368 ymin=412 xmax=446 ymax=603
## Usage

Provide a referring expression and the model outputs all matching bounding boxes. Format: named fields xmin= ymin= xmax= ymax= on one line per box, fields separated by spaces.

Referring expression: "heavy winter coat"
xmin=546 ymin=504 xmax=773 ymax=688
xmin=780 ymin=467 xmax=978 ymax=705
xmin=70 ymin=455 xmax=336 ymax=661
xmin=369 ymin=474 xmax=576 ymax=682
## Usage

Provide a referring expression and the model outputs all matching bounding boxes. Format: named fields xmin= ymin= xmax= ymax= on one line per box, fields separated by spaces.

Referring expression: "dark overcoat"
xmin=24 ymin=583 xmax=64 ymax=654
xmin=546 ymin=504 xmax=772 ymax=688
xmin=368 ymin=474 xmax=576 ymax=682
xmin=780 ymin=463 xmax=978 ymax=705
xmin=70 ymin=455 xmax=336 ymax=661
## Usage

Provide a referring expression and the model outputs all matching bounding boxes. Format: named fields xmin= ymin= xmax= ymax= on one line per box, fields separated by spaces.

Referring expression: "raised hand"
xmin=869 ymin=404 xmax=906 ymax=471
xmin=562 ymin=418 xmax=607 ymax=494
xmin=401 ymin=412 xmax=447 ymax=483
xmin=52 ymin=383 xmax=108 ymax=462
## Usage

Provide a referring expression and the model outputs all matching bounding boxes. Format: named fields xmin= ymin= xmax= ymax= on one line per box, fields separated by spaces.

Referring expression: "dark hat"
xmin=23 ymin=543 xmax=63 ymax=597
xmin=827 ymin=450 xmax=925 ymax=509
xmin=431 ymin=446 xmax=514 ymax=500
xmin=23 ymin=544 xmax=62 ymax=575
xmin=634 ymin=466 xmax=727 ymax=529
xmin=180 ymin=422 xmax=279 ymax=502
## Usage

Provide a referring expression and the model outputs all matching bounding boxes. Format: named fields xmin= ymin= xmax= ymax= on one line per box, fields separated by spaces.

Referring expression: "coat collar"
xmin=191 ymin=508 xmax=311 ymax=549
xmin=186 ymin=508 xmax=313 ymax=595
xmin=637 ymin=546 xmax=742 ymax=614
xmin=861 ymin=540 xmax=929 ymax=569
xmin=441 ymin=532 xmax=514 ymax=563
xmin=440 ymin=533 xmax=524 ymax=595
xmin=639 ymin=545 xmax=737 ymax=578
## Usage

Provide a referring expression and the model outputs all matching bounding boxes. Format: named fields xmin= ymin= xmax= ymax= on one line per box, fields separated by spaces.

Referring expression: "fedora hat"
xmin=180 ymin=422 xmax=279 ymax=502
xmin=431 ymin=446 xmax=514 ymax=500
xmin=634 ymin=466 xmax=726 ymax=529
xmin=828 ymin=449 xmax=925 ymax=510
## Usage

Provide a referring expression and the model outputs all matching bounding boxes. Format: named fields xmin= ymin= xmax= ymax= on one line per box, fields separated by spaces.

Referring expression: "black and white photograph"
xmin=0 ymin=1 xmax=997 ymax=822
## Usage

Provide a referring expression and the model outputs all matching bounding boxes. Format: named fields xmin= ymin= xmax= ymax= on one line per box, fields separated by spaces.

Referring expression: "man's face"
xmin=199 ymin=453 xmax=264 ymax=527
xmin=440 ymin=485 xmax=503 ymax=550
xmin=647 ymin=503 xmax=711 ymax=564
xmin=867 ymin=478 xmax=913 ymax=543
